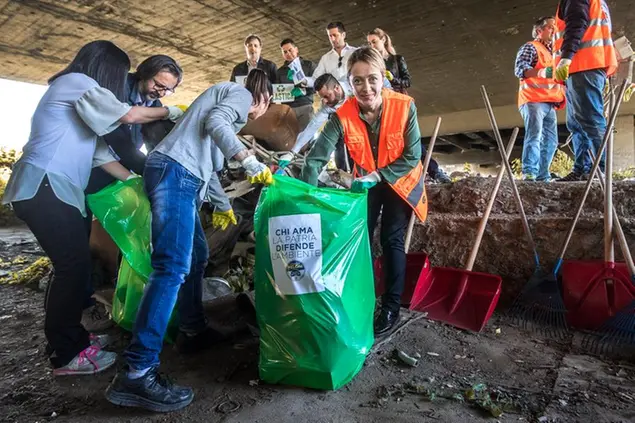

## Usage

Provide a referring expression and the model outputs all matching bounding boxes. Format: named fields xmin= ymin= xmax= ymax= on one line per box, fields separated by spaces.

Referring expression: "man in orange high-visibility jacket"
xmin=552 ymin=0 xmax=617 ymax=181
xmin=514 ymin=16 xmax=565 ymax=181
xmin=301 ymin=47 xmax=426 ymax=336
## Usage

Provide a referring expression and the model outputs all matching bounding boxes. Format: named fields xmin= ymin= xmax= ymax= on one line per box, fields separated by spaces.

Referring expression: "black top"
xmin=230 ymin=58 xmax=278 ymax=85
xmin=276 ymin=57 xmax=317 ymax=108
xmin=385 ymin=54 xmax=412 ymax=94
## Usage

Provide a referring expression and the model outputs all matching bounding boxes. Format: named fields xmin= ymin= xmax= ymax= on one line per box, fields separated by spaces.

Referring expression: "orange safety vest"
xmin=554 ymin=0 xmax=617 ymax=76
xmin=518 ymin=41 xmax=566 ymax=109
xmin=335 ymin=89 xmax=428 ymax=222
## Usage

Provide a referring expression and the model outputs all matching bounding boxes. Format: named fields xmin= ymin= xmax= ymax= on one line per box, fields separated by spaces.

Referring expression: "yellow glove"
xmin=241 ymin=156 xmax=273 ymax=185
xmin=385 ymin=70 xmax=394 ymax=81
xmin=554 ymin=58 xmax=571 ymax=82
xmin=175 ymin=104 xmax=189 ymax=112
xmin=247 ymin=166 xmax=273 ymax=185
xmin=624 ymin=84 xmax=635 ymax=103
xmin=212 ymin=209 xmax=237 ymax=231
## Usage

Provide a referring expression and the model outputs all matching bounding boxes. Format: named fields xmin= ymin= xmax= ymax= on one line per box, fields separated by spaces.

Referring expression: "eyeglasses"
xmin=152 ymin=78 xmax=176 ymax=96
xmin=337 ymin=56 xmax=343 ymax=68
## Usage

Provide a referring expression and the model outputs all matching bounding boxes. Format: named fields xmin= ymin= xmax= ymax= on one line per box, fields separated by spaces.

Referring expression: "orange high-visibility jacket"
xmin=335 ymin=89 xmax=428 ymax=222
xmin=554 ymin=0 xmax=617 ymax=76
xmin=518 ymin=41 xmax=566 ymax=109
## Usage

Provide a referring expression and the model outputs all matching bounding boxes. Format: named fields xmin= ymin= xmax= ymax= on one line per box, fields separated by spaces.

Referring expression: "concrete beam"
xmin=419 ymin=102 xmax=635 ymax=137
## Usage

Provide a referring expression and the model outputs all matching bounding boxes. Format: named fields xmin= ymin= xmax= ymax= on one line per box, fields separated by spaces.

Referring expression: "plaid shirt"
xmin=514 ymin=43 xmax=538 ymax=79
xmin=514 ymin=41 xmax=554 ymax=79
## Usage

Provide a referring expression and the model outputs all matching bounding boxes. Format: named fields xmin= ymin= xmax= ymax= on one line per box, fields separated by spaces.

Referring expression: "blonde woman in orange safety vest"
xmin=552 ymin=0 xmax=617 ymax=181
xmin=514 ymin=16 xmax=565 ymax=181
xmin=300 ymin=47 xmax=427 ymax=336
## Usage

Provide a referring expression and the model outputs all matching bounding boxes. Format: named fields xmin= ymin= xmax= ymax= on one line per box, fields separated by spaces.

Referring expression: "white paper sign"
xmin=289 ymin=57 xmax=306 ymax=85
xmin=272 ymin=83 xmax=295 ymax=103
xmin=268 ymin=213 xmax=323 ymax=295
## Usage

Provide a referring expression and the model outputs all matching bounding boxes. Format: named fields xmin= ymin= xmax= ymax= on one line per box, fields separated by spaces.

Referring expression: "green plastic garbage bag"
xmin=254 ymin=175 xmax=375 ymax=390
xmin=86 ymin=178 xmax=177 ymax=340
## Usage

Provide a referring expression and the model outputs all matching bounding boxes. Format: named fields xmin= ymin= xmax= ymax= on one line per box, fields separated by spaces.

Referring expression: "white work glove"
xmin=537 ymin=67 xmax=553 ymax=79
xmin=277 ymin=152 xmax=294 ymax=169
xmin=241 ymin=155 xmax=273 ymax=185
xmin=164 ymin=105 xmax=185 ymax=122
xmin=351 ymin=171 xmax=382 ymax=193
xmin=125 ymin=173 xmax=141 ymax=181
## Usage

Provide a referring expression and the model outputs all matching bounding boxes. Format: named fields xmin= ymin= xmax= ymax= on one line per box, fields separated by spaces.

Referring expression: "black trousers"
xmin=367 ymin=182 xmax=411 ymax=313
xmin=13 ymin=178 xmax=91 ymax=368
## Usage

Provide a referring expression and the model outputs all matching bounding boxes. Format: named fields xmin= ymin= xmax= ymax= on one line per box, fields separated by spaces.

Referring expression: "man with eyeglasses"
xmin=82 ymin=55 xmax=184 ymax=333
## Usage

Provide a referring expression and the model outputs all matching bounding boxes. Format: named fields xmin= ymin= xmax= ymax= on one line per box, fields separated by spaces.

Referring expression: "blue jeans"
xmin=123 ymin=152 xmax=209 ymax=370
xmin=565 ymin=69 xmax=607 ymax=174
xmin=519 ymin=102 xmax=558 ymax=181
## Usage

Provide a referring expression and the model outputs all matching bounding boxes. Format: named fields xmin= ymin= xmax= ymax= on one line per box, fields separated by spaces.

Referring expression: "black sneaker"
xmin=105 ymin=367 xmax=193 ymax=413
xmin=374 ymin=308 xmax=400 ymax=336
xmin=556 ymin=171 xmax=587 ymax=182
xmin=175 ymin=327 xmax=230 ymax=354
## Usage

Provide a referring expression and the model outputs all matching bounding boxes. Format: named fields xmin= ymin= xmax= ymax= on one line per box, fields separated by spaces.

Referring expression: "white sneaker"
xmin=53 ymin=344 xmax=117 ymax=376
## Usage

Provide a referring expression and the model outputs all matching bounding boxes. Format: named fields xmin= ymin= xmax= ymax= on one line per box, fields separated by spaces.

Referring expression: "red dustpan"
xmin=409 ymin=127 xmax=519 ymax=332
xmin=562 ymin=260 xmax=635 ymax=330
xmin=561 ymin=87 xmax=635 ymax=330
xmin=373 ymin=117 xmax=441 ymax=307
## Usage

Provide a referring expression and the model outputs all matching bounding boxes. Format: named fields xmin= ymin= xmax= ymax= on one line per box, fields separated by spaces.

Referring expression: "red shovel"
xmin=561 ymin=79 xmax=635 ymax=330
xmin=409 ymin=127 xmax=519 ymax=332
xmin=374 ymin=117 xmax=442 ymax=307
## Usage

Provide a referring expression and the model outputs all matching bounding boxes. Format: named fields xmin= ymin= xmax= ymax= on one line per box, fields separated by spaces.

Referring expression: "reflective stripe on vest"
xmin=554 ymin=0 xmax=617 ymax=76
xmin=335 ymin=89 xmax=428 ymax=222
xmin=517 ymin=41 xmax=565 ymax=108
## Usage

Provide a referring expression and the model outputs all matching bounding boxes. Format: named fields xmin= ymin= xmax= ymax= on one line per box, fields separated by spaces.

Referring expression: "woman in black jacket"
xmin=367 ymin=28 xmax=411 ymax=94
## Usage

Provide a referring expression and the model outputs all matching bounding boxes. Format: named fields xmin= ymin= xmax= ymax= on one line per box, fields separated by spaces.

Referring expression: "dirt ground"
xmin=1 ymin=226 xmax=635 ymax=423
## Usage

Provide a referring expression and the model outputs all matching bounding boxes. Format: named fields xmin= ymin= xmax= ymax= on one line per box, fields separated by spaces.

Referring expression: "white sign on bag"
xmin=235 ymin=75 xmax=247 ymax=86
xmin=268 ymin=214 xmax=324 ymax=295
xmin=272 ymin=83 xmax=295 ymax=103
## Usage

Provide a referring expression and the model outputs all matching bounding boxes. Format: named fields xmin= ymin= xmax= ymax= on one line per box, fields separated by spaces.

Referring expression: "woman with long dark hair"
xmin=2 ymin=40 xmax=183 ymax=377
xmin=367 ymin=28 xmax=412 ymax=94
xmin=105 ymin=69 xmax=273 ymax=413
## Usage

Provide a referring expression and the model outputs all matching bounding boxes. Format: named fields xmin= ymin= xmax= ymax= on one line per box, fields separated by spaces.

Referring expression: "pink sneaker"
xmin=53 ymin=344 xmax=117 ymax=376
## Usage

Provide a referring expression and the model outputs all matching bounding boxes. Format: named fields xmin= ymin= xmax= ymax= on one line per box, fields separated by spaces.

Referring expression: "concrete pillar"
xmin=613 ymin=115 xmax=635 ymax=171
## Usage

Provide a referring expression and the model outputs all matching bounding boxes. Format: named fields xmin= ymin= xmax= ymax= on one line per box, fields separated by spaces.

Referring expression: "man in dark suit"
xmin=230 ymin=34 xmax=277 ymax=86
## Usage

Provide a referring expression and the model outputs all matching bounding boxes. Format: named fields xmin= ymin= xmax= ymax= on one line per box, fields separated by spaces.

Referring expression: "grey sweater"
xmin=152 ymin=82 xmax=252 ymax=210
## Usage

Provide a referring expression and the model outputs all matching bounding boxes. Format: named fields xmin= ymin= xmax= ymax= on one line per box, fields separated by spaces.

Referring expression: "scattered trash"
xmin=50 ymin=412 xmax=57 ymax=418
xmin=414 ymin=352 xmax=422 ymax=359
xmin=249 ymin=379 xmax=259 ymax=386
xmin=0 ymin=257 xmax=51 ymax=286
xmin=454 ymin=354 xmax=467 ymax=359
xmin=201 ymin=277 xmax=233 ymax=302
xmin=395 ymin=349 xmax=418 ymax=367
xmin=495 ymin=328 xmax=501 ymax=335
xmin=427 ymin=352 xmax=440 ymax=357
xmin=616 ymin=368 xmax=628 ymax=378
xmin=216 ymin=398 xmax=240 ymax=414
xmin=514 ymin=360 xmax=525 ymax=364
xmin=538 ymin=417 xmax=549 ymax=423
xmin=558 ymin=399 xmax=568 ymax=406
